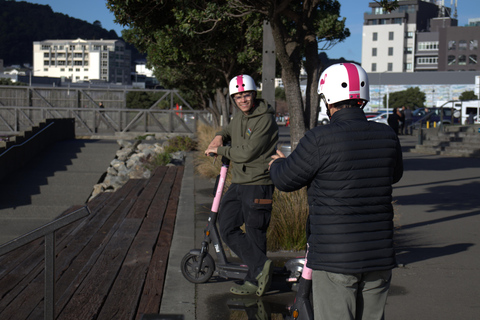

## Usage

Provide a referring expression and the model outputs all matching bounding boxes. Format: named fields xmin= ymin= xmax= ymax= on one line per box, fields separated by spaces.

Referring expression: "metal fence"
xmin=0 ymin=86 xmax=214 ymax=135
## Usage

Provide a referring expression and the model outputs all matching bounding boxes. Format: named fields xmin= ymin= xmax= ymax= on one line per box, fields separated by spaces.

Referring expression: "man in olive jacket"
xmin=205 ymin=74 xmax=278 ymax=296
xmin=270 ymin=63 xmax=403 ymax=319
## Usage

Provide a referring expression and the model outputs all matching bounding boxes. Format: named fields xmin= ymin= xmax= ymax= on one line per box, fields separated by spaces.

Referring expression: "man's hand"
xmin=268 ymin=149 xmax=286 ymax=170
xmin=205 ymin=135 xmax=223 ymax=156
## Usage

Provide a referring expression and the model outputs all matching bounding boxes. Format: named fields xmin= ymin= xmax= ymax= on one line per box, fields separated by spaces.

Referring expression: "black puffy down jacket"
xmin=270 ymin=107 xmax=403 ymax=274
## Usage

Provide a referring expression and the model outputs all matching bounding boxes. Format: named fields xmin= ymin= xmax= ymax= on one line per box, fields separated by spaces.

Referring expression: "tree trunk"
xmin=270 ymin=15 xmax=306 ymax=149
xmin=216 ymin=88 xmax=230 ymax=127
xmin=304 ymin=39 xmax=323 ymax=130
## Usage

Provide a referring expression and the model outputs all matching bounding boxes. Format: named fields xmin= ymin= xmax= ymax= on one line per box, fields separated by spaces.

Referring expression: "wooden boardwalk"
xmin=0 ymin=165 xmax=184 ymax=320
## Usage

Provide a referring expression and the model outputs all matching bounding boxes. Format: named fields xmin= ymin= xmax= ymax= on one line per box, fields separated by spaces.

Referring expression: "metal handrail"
xmin=0 ymin=206 xmax=91 ymax=320
xmin=0 ymin=120 xmax=55 ymax=158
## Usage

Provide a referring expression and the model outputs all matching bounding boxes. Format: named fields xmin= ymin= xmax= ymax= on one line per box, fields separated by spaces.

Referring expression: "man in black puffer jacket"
xmin=269 ymin=63 xmax=403 ymax=320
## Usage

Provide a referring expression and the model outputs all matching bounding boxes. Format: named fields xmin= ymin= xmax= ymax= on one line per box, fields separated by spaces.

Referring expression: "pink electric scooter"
xmin=180 ymin=150 xmax=305 ymax=289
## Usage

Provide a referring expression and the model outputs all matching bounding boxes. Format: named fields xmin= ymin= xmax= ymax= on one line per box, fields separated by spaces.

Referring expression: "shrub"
xmin=142 ymin=152 xmax=171 ymax=170
xmin=165 ymin=135 xmax=197 ymax=153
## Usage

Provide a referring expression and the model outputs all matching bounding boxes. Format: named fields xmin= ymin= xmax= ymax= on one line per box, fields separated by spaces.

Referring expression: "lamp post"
xmin=29 ymin=69 xmax=41 ymax=86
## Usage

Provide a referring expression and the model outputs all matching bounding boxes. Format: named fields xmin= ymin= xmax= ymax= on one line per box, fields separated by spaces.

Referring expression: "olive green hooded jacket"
xmin=215 ymin=99 xmax=278 ymax=185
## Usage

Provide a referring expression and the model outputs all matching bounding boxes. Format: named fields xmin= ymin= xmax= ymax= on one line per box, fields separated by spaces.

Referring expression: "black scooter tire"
xmin=181 ymin=252 xmax=215 ymax=284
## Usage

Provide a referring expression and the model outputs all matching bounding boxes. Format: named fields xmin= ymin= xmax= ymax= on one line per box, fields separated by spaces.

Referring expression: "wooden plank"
xmin=0 ymin=205 xmax=85 ymax=315
xmin=136 ymin=166 xmax=184 ymax=318
xmin=0 ymin=179 xmax=145 ymax=319
xmin=56 ymin=170 xmax=169 ymax=320
xmin=98 ymin=167 xmax=179 ymax=319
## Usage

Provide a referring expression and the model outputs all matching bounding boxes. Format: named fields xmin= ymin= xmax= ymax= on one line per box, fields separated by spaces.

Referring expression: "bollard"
xmin=417 ymin=128 xmax=423 ymax=145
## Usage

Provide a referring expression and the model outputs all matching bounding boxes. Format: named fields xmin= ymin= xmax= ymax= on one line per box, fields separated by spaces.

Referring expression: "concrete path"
xmin=166 ymin=132 xmax=480 ymax=319
xmin=0 ymin=139 xmax=119 ymax=244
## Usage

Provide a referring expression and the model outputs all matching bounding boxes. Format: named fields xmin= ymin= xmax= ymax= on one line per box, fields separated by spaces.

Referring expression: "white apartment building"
xmin=33 ymin=38 xmax=131 ymax=84
xmin=362 ymin=0 xmax=440 ymax=73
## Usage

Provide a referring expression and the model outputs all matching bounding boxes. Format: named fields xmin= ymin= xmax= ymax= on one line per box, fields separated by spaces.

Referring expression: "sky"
xmin=24 ymin=0 xmax=480 ymax=63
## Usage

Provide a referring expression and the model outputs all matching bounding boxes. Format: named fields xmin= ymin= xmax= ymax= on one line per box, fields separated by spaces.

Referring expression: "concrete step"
xmin=0 ymin=139 xmax=120 ymax=244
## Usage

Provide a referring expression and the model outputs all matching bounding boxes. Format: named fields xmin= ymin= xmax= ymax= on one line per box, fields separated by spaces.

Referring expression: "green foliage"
xmin=275 ymin=87 xmax=286 ymax=101
xmin=165 ymin=136 xmax=197 ymax=153
xmin=135 ymin=134 xmax=155 ymax=140
xmin=108 ymin=0 xmax=264 ymax=112
xmin=142 ymin=152 xmax=172 ymax=170
xmin=0 ymin=78 xmax=25 ymax=86
xmin=385 ymin=87 xmax=426 ymax=110
xmin=459 ymin=90 xmax=478 ymax=101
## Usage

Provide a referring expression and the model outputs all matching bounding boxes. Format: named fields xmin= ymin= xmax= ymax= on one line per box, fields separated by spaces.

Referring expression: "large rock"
xmin=88 ymin=138 xmax=185 ymax=201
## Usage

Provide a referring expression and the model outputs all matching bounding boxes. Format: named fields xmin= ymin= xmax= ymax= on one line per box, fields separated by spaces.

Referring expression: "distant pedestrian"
xmin=467 ymin=112 xmax=474 ymax=125
xmin=388 ymin=108 xmax=400 ymax=135
xmin=403 ymin=106 xmax=413 ymax=135
xmin=398 ymin=107 xmax=405 ymax=135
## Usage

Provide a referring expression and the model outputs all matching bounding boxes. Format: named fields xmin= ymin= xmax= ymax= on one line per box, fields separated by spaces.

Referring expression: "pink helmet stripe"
xmin=236 ymin=75 xmax=245 ymax=92
xmin=343 ymin=63 xmax=361 ymax=99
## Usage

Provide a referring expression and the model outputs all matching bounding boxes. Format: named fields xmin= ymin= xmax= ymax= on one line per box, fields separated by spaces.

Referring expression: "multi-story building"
xmin=33 ymin=38 xmax=131 ymax=84
xmin=362 ymin=0 xmax=480 ymax=73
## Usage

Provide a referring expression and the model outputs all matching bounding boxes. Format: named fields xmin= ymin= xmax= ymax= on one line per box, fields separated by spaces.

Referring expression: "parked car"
xmin=368 ymin=112 xmax=389 ymax=125
xmin=364 ymin=112 xmax=381 ymax=119
xmin=411 ymin=107 xmax=460 ymax=127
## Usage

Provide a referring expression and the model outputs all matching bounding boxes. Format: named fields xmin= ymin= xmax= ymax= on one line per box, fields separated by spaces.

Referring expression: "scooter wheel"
xmin=181 ymin=252 xmax=215 ymax=284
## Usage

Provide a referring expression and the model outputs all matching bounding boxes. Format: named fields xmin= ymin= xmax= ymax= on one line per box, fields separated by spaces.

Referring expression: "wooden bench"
xmin=0 ymin=165 xmax=184 ymax=320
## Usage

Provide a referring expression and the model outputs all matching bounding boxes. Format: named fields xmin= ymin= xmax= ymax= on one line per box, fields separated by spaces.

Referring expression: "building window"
xmin=43 ymin=68 xmax=48 ymax=72
xmin=43 ymin=61 xmax=49 ymax=66
xmin=103 ymin=45 xmax=108 ymax=51
xmin=470 ymin=40 xmax=478 ymax=50
xmin=389 ymin=32 xmax=394 ymax=40
xmin=102 ymin=53 xmax=108 ymax=59
xmin=448 ymin=40 xmax=456 ymax=50
xmin=41 ymin=45 xmax=50 ymax=50
xmin=387 ymin=63 xmax=393 ymax=71
xmin=58 ymin=61 xmax=66 ymax=65
xmin=405 ymin=47 xmax=413 ymax=54
xmin=459 ymin=40 xmax=467 ymax=50
xmin=448 ymin=55 xmax=456 ymax=65
xmin=76 ymin=68 xmax=81 ymax=72
xmin=406 ymin=31 xmax=414 ymax=38
xmin=374 ymin=7 xmax=385 ymax=14
xmin=405 ymin=63 xmax=412 ymax=71
xmin=388 ymin=47 xmax=394 ymax=56
xmin=393 ymin=18 xmax=402 ymax=24
xmin=372 ymin=48 xmax=377 ymax=56
xmin=417 ymin=57 xmax=438 ymax=64
xmin=373 ymin=32 xmax=378 ymax=41
xmin=372 ymin=63 xmax=377 ymax=72
xmin=74 ymin=53 xmax=83 ymax=58
xmin=44 ymin=53 xmax=49 ymax=58
xmin=60 ymin=68 xmax=65 ymax=72
xmin=380 ymin=19 xmax=387 ymax=25
xmin=458 ymin=55 xmax=467 ymax=65
xmin=69 ymin=45 xmax=75 ymax=50
xmin=93 ymin=45 xmax=101 ymax=50
xmin=74 ymin=61 xmax=83 ymax=66
xmin=469 ymin=55 xmax=477 ymax=64
xmin=418 ymin=42 xmax=439 ymax=50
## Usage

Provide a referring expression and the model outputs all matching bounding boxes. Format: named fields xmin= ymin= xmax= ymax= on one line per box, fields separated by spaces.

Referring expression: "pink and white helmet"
xmin=317 ymin=63 xmax=369 ymax=107
xmin=229 ymin=75 xmax=257 ymax=96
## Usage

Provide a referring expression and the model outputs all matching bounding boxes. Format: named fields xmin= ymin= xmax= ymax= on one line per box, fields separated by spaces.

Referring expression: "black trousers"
xmin=218 ymin=183 xmax=274 ymax=282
